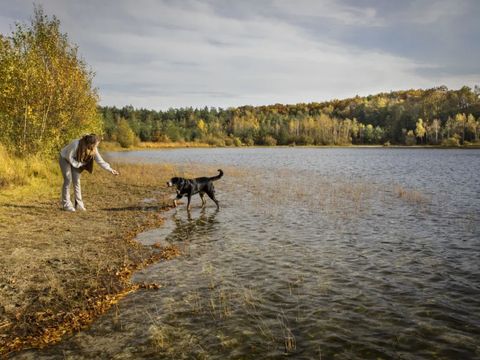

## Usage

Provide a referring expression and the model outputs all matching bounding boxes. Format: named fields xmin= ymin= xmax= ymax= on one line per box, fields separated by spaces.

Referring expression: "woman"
xmin=59 ymin=134 xmax=119 ymax=211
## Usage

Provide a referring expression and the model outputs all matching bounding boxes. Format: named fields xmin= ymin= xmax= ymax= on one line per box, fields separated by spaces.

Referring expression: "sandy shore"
xmin=0 ymin=161 xmax=178 ymax=356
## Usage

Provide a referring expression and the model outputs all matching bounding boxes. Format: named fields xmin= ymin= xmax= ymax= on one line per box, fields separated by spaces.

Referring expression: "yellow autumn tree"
xmin=0 ymin=6 xmax=101 ymax=157
xmin=415 ymin=118 xmax=426 ymax=143
xmin=197 ymin=119 xmax=207 ymax=135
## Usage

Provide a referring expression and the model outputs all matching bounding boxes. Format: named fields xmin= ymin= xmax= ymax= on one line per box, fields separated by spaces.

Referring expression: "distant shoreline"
xmin=101 ymin=141 xmax=480 ymax=152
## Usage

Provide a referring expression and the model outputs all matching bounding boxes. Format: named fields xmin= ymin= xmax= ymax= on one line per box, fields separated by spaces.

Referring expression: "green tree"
xmin=363 ymin=124 xmax=374 ymax=144
xmin=0 ymin=6 xmax=100 ymax=156
xmin=454 ymin=113 xmax=467 ymax=143
xmin=115 ymin=118 xmax=135 ymax=148
xmin=373 ymin=126 xmax=384 ymax=143
xmin=465 ymin=114 xmax=478 ymax=142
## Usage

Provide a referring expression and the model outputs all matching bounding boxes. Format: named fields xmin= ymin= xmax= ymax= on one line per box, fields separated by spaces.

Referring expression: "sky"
xmin=1 ymin=0 xmax=479 ymax=110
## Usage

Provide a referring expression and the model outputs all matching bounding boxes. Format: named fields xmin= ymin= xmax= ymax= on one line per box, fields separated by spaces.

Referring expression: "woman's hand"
xmin=111 ymin=169 xmax=119 ymax=175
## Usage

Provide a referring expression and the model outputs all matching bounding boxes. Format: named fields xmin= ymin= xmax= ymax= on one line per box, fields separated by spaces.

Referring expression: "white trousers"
xmin=59 ymin=156 xmax=84 ymax=209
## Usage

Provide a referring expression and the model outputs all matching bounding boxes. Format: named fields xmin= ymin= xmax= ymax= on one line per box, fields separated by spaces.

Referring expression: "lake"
xmin=15 ymin=148 xmax=480 ymax=359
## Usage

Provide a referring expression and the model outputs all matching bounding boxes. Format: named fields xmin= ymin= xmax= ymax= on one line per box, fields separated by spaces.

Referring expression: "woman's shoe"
xmin=75 ymin=201 xmax=86 ymax=211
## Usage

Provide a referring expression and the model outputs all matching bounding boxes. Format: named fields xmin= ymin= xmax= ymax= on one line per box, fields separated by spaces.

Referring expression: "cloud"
xmin=0 ymin=0 xmax=478 ymax=109
xmin=271 ymin=0 xmax=383 ymax=27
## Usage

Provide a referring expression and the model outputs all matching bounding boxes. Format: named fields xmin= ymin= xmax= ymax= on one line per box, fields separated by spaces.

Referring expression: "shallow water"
xmin=15 ymin=148 xmax=480 ymax=359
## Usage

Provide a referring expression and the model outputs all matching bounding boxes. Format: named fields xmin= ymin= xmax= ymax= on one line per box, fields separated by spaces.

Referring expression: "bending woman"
xmin=59 ymin=134 xmax=119 ymax=211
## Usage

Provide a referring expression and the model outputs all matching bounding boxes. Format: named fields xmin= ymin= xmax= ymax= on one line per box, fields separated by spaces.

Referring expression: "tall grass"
xmin=0 ymin=144 xmax=60 ymax=189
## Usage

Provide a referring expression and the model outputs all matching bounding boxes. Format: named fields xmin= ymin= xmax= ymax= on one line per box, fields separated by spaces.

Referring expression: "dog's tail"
xmin=209 ymin=169 xmax=223 ymax=181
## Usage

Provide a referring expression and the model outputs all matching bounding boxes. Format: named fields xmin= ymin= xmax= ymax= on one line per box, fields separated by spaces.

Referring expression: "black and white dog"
xmin=167 ymin=169 xmax=223 ymax=210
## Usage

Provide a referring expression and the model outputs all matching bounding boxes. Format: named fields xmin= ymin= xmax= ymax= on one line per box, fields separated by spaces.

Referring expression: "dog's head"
xmin=167 ymin=177 xmax=184 ymax=188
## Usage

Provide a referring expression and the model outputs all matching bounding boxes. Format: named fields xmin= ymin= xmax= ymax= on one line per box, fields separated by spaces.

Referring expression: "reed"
xmin=148 ymin=321 xmax=208 ymax=358
xmin=394 ymin=185 xmax=429 ymax=204
xmin=277 ymin=312 xmax=297 ymax=354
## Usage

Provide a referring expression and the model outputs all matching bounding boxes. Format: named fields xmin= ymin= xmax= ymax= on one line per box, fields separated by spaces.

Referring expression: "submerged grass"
xmin=0 ymin=157 xmax=178 ymax=356
xmin=394 ymin=185 xmax=430 ymax=204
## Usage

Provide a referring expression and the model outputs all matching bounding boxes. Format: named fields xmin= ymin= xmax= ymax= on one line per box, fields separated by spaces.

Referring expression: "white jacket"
xmin=60 ymin=139 xmax=112 ymax=171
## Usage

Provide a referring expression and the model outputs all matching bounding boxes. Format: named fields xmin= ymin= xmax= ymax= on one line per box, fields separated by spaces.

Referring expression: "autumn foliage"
xmin=0 ymin=6 xmax=101 ymax=157
xmin=100 ymin=86 xmax=480 ymax=147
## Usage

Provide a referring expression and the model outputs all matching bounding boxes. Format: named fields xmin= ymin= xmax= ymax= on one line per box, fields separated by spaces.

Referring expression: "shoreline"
xmin=0 ymin=162 xmax=178 ymax=356
xmin=100 ymin=141 xmax=480 ymax=152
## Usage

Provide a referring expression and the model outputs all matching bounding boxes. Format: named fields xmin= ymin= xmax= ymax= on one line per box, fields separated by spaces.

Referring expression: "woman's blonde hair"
xmin=76 ymin=134 xmax=100 ymax=163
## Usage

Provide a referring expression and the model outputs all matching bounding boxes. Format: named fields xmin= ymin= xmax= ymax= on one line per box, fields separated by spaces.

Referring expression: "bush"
xmin=297 ymin=135 xmax=314 ymax=145
xmin=224 ymin=137 xmax=234 ymax=146
xmin=203 ymin=135 xmax=226 ymax=147
xmin=244 ymin=137 xmax=255 ymax=146
xmin=156 ymin=134 xmax=171 ymax=143
xmin=441 ymin=136 xmax=461 ymax=147
xmin=262 ymin=135 xmax=277 ymax=146
xmin=233 ymin=137 xmax=242 ymax=147
xmin=225 ymin=136 xmax=242 ymax=147
xmin=405 ymin=130 xmax=416 ymax=146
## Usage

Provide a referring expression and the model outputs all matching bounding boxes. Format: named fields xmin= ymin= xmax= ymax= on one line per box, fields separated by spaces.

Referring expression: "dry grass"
xmin=99 ymin=141 xmax=212 ymax=152
xmin=394 ymin=185 xmax=430 ymax=204
xmin=0 ymin=145 xmax=60 ymax=189
xmin=0 ymin=159 xmax=177 ymax=356
xmin=138 ymin=141 xmax=212 ymax=149
xmin=148 ymin=320 xmax=208 ymax=359
xmin=278 ymin=313 xmax=296 ymax=354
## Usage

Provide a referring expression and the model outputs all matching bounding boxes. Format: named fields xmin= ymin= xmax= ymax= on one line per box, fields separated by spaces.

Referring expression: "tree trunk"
xmin=23 ymin=100 xmax=28 ymax=153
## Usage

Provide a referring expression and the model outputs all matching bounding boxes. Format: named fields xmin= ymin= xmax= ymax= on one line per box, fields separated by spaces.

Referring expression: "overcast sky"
xmin=1 ymin=0 xmax=479 ymax=109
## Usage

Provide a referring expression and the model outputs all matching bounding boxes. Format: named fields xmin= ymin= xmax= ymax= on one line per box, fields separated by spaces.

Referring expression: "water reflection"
xmin=172 ymin=208 xmax=220 ymax=237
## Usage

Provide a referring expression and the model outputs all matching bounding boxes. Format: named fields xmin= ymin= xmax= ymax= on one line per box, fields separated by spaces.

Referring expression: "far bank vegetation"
xmin=100 ymin=86 xmax=480 ymax=148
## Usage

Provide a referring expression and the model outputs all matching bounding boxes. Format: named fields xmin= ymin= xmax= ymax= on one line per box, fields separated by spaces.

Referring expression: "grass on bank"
xmin=0 ymin=149 xmax=178 ymax=356
xmin=99 ymin=141 xmax=213 ymax=152
xmin=99 ymin=140 xmax=480 ymax=153
xmin=0 ymin=145 xmax=60 ymax=191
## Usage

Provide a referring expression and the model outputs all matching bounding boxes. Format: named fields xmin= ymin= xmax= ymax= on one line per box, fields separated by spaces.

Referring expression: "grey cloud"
xmin=0 ymin=0 xmax=478 ymax=109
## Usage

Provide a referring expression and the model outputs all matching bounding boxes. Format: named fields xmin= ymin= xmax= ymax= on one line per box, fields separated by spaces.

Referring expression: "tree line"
xmin=101 ymin=86 xmax=480 ymax=147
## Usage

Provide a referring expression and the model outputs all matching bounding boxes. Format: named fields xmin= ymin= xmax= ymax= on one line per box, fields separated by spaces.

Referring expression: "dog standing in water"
xmin=167 ymin=169 xmax=223 ymax=210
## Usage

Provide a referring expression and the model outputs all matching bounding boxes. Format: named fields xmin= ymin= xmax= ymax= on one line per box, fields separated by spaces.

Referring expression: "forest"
xmin=100 ymin=86 xmax=480 ymax=147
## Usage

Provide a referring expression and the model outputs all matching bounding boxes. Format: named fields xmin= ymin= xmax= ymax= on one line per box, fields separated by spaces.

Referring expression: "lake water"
xmin=15 ymin=148 xmax=480 ymax=359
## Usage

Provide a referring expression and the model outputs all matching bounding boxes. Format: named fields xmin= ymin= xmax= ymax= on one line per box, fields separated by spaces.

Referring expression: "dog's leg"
xmin=206 ymin=190 xmax=219 ymax=209
xmin=200 ymin=192 xmax=206 ymax=208
xmin=187 ymin=193 xmax=192 ymax=211
xmin=174 ymin=193 xmax=183 ymax=208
